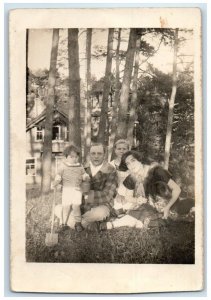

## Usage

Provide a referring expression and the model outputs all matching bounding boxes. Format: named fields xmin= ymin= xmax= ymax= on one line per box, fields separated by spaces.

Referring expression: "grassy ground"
xmin=26 ymin=186 xmax=195 ymax=264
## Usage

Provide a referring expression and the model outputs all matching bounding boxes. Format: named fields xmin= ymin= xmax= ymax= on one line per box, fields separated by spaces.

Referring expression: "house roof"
xmin=26 ymin=107 xmax=68 ymax=131
xmin=26 ymin=102 xmax=106 ymax=132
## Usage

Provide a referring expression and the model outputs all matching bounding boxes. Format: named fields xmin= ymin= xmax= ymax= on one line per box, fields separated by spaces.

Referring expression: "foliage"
xmin=92 ymin=45 xmax=108 ymax=59
xmin=28 ymin=68 xmax=49 ymax=89
xmin=135 ymin=63 xmax=194 ymax=196
xmin=26 ymin=68 xmax=69 ymax=118
xmin=26 ymin=27 xmax=195 ymax=198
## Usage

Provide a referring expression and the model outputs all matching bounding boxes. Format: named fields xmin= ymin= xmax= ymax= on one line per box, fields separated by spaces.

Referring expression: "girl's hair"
xmin=114 ymin=139 xmax=130 ymax=150
xmin=118 ymin=150 xmax=143 ymax=171
xmin=63 ymin=145 xmax=81 ymax=158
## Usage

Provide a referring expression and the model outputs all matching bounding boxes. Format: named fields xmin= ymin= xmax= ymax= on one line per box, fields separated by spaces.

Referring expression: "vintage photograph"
xmin=26 ymin=27 xmax=195 ymax=263
xmin=10 ymin=8 xmax=203 ymax=293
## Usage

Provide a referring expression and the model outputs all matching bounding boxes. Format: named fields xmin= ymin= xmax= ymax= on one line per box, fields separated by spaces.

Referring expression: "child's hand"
xmin=115 ymin=194 xmax=127 ymax=205
xmin=83 ymin=173 xmax=90 ymax=181
xmin=161 ymin=205 xmax=170 ymax=219
xmin=51 ymin=182 xmax=58 ymax=189
xmin=137 ymin=196 xmax=147 ymax=205
xmin=125 ymin=196 xmax=137 ymax=203
xmin=85 ymin=191 xmax=95 ymax=204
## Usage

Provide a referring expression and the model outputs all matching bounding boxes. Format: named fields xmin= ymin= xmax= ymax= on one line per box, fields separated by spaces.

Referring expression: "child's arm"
xmin=82 ymin=172 xmax=90 ymax=181
xmin=162 ymin=179 xmax=181 ymax=219
xmin=51 ymin=174 xmax=62 ymax=189
xmin=125 ymin=194 xmax=147 ymax=205
xmin=51 ymin=165 xmax=63 ymax=189
xmin=81 ymin=171 xmax=90 ymax=195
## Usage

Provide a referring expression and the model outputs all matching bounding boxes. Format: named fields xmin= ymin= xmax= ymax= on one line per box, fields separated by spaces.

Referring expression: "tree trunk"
xmin=41 ymin=29 xmax=59 ymax=194
xmin=108 ymin=28 xmax=121 ymax=161
xmin=68 ymin=29 xmax=81 ymax=149
xmin=97 ymin=28 xmax=114 ymax=143
xmin=26 ymin=29 xmax=29 ymax=96
xmin=164 ymin=28 xmax=179 ymax=169
xmin=127 ymin=32 xmax=142 ymax=147
xmin=116 ymin=28 xmax=137 ymax=139
xmin=84 ymin=29 xmax=92 ymax=161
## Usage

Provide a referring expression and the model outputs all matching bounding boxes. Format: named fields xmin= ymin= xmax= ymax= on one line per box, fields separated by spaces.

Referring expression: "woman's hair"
xmin=63 ymin=144 xmax=81 ymax=158
xmin=118 ymin=150 xmax=143 ymax=171
xmin=114 ymin=139 xmax=130 ymax=150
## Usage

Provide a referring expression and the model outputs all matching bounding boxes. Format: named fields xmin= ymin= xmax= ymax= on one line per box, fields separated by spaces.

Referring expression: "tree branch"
xmin=139 ymin=35 xmax=164 ymax=66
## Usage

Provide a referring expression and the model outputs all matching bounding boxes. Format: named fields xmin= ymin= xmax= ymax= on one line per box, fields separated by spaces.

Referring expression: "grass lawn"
xmin=26 ymin=186 xmax=195 ymax=264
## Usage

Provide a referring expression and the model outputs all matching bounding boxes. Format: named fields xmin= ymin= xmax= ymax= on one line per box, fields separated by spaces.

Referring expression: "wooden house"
xmin=26 ymin=106 xmax=69 ymax=184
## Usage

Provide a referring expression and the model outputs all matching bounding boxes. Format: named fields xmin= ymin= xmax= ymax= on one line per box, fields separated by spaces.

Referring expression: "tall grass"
xmin=26 ymin=186 xmax=194 ymax=263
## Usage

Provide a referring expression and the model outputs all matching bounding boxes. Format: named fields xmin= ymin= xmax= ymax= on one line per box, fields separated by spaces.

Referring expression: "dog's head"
xmin=147 ymin=180 xmax=172 ymax=201
xmin=154 ymin=181 xmax=172 ymax=201
xmin=147 ymin=181 xmax=172 ymax=212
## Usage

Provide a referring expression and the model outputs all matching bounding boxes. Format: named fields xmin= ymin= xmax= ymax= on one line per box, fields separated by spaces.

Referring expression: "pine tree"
xmin=41 ymin=29 xmax=59 ymax=194
xmin=164 ymin=28 xmax=179 ymax=169
xmin=97 ymin=28 xmax=114 ymax=143
xmin=68 ymin=29 xmax=81 ymax=149
xmin=116 ymin=28 xmax=137 ymax=139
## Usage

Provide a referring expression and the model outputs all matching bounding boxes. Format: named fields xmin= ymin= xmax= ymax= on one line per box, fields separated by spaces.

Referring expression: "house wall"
xmin=26 ymin=125 xmax=69 ymax=185
xmin=26 ymin=128 xmax=43 ymax=184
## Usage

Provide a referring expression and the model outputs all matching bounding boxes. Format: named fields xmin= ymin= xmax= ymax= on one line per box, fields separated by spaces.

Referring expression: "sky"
xmin=28 ymin=28 xmax=194 ymax=82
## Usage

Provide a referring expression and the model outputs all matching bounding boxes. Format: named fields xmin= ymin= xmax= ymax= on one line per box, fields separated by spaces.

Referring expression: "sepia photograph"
xmin=26 ymin=27 xmax=195 ymax=264
xmin=10 ymin=8 xmax=203 ymax=293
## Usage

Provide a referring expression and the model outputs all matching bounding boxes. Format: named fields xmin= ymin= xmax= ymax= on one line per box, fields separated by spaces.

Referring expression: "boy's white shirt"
xmin=90 ymin=161 xmax=104 ymax=177
xmin=118 ymin=183 xmax=128 ymax=196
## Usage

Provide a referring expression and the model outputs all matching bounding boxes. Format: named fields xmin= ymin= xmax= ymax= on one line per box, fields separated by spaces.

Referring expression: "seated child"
xmin=52 ymin=145 xmax=90 ymax=232
xmin=100 ymin=165 xmax=185 ymax=230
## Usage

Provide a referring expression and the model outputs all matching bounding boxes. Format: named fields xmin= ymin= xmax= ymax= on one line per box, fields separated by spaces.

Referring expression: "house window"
xmin=52 ymin=125 xmax=61 ymax=140
xmin=36 ymin=126 xmax=44 ymax=141
xmin=26 ymin=158 xmax=36 ymax=176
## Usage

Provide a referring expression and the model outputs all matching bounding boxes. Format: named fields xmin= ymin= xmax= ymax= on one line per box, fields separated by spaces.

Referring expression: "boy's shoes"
xmin=75 ymin=222 xmax=84 ymax=232
xmin=115 ymin=208 xmax=126 ymax=218
xmin=116 ymin=208 xmax=124 ymax=215
xmin=86 ymin=222 xmax=100 ymax=232
xmin=87 ymin=221 xmax=108 ymax=232
xmin=99 ymin=221 xmax=107 ymax=231
xmin=110 ymin=208 xmax=126 ymax=218
xmin=110 ymin=208 xmax=118 ymax=218
xmin=58 ymin=224 xmax=70 ymax=233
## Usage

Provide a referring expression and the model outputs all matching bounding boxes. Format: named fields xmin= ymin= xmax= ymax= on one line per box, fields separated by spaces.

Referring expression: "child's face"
xmin=154 ymin=197 xmax=168 ymax=212
xmin=115 ymin=143 xmax=129 ymax=159
xmin=66 ymin=151 xmax=79 ymax=164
